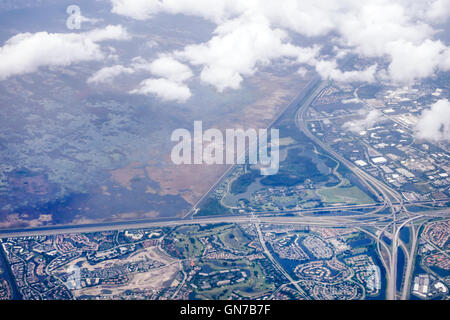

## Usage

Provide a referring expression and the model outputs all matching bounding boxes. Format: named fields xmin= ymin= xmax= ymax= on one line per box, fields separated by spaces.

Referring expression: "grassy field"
xmin=271 ymin=195 xmax=298 ymax=206
xmin=173 ymin=233 xmax=204 ymax=259
xmin=278 ymin=137 xmax=297 ymax=146
xmin=171 ymin=224 xmax=232 ymax=259
xmin=317 ymin=185 xmax=375 ymax=205
xmin=219 ymin=226 xmax=251 ymax=252
xmin=197 ymin=198 xmax=230 ymax=216
xmin=194 ymin=260 xmax=274 ymax=299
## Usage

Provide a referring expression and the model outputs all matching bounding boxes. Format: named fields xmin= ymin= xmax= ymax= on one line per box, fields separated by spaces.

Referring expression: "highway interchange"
xmin=294 ymin=79 xmax=449 ymax=300
xmin=0 ymin=78 xmax=448 ymax=300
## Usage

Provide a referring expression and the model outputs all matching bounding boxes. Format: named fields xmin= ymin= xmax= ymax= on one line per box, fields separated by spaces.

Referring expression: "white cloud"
xmin=78 ymin=14 xmax=103 ymax=26
xmin=0 ymin=25 xmax=130 ymax=80
xmin=110 ymin=0 xmax=243 ymax=22
xmin=415 ymin=99 xmax=450 ymax=142
xmin=384 ymin=40 xmax=450 ymax=83
xmin=176 ymin=13 xmax=319 ymax=91
xmin=315 ymin=60 xmax=377 ymax=83
xmin=130 ymin=56 xmax=193 ymax=101
xmin=425 ymin=0 xmax=450 ymax=23
xmin=336 ymin=1 xmax=434 ymax=58
xmin=130 ymin=78 xmax=192 ymax=103
xmin=343 ymin=109 xmax=383 ymax=133
xmin=258 ymin=0 xmax=340 ymax=37
xmin=111 ymin=0 xmax=158 ymax=20
xmin=85 ymin=25 xmax=130 ymax=42
xmin=88 ymin=55 xmax=193 ymax=101
xmin=109 ymin=0 xmax=450 ymax=87
xmin=146 ymin=56 xmax=193 ymax=82
xmin=87 ymin=65 xmax=134 ymax=84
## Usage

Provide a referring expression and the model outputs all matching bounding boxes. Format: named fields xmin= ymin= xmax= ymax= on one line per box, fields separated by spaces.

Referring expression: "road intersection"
xmin=0 ymin=79 xmax=448 ymax=300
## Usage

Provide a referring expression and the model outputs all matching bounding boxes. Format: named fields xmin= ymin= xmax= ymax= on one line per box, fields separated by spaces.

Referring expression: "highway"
xmin=294 ymin=80 xmax=407 ymax=299
xmin=182 ymin=77 xmax=323 ymax=219
xmin=250 ymin=199 xmax=448 ymax=216
xmin=0 ymin=77 xmax=448 ymax=300
xmin=1 ymin=207 xmax=448 ymax=237
xmin=0 ymin=215 xmax=390 ymax=239
xmin=253 ymin=216 xmax=308 ymax=298
xmin=292 ymin=80 xmax=450 ymax=300
xmin=178 ymin=77 xmax=444 ymax=300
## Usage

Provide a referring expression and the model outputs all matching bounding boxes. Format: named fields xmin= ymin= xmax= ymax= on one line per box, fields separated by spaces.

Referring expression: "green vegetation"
xmin=357 ymin=84 xmax=382 ymax=99
xmin=317 ymin=185 xmax=375 ymax=205
xmin=230 ymin=170 xmax=259 ymax=194
xmin=176 ymin=224 xmax=232 ymax=238
xmin=319 ymin=154 xmax=338 ymax=168
xmin=278 ymin=137 xmax=296 ymax=146
xmin=336 ymin=164 xmax=378 ymax=203
xmin=271 ymin=195 xmax=298 ymax=207
xmin=219 ymin=226 xmax=251 ymax=252
xmin=197 ymin=198 xmax=230 ymax=216
xmin=193 ymin=260 xmax=274 ymax=300
xmin=167 ymin=226 xmax=206 ymax=259
xmin=261 ymin=148 xmax=328 ymax=186
xmin=176 ymin=236 xmax=204 ymax=259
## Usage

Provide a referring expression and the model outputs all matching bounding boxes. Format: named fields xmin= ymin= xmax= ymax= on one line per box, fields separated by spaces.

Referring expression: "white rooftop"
xmin=372 ymin=157 xmax=387 ymax=164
